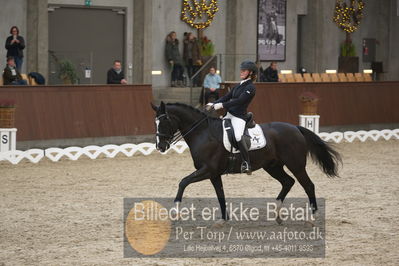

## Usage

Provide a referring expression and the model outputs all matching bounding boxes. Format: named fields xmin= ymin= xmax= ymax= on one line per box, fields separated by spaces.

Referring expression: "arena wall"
xmin=0 ymin=85 xmax=153 ymax=141
xmin=232 ymin=81 xmax=399 ymax=126
xmin=1 ymin=82 xmax=398 ymax=142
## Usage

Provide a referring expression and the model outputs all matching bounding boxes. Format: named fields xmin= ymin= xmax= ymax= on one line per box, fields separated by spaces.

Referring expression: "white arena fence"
xmin=0 ymin=129 xmax=398 ymax=165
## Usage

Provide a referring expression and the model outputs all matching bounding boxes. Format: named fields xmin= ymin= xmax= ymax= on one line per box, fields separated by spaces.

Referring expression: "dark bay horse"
xmin=151 ymin=102 xmax=341 ymax=222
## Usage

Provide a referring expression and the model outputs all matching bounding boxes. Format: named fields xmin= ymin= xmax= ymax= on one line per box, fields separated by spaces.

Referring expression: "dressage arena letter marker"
xmin=0 ymin=128 xmax=17 ymax=156
xmin=299 ymin=115 xmax=320 ymax=134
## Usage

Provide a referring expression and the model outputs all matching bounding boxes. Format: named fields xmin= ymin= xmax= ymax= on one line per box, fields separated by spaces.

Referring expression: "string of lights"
xmin=181 ymin=0 xmax=219 ymax=30
xmin=333 ymin=0 xmax=365 ymax=33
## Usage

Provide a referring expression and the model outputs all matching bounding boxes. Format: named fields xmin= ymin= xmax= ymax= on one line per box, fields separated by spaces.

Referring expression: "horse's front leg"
xmin=210 ymin=175 xmax=229 ymax=228
xmin=174 ymin=166 xmax=210 ymax=203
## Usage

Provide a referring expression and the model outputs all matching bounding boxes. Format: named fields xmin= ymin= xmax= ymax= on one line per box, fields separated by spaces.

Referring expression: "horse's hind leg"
xmin=289 ymin=168 xmax=317 ymax=214
xmin=264 ymin=164 xmax=295 ymax=224
xmin=210 ymin=175 xmax=228 ymax=221
xmin=265 ymin=164 xmax=295 ymax=202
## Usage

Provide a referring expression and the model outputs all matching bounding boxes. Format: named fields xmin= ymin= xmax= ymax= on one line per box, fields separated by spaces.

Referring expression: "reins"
xmin=170 ymin=115 xmax=209 ymax=145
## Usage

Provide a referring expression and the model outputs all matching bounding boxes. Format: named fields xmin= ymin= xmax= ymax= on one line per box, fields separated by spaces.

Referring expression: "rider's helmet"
xmin=240 ymin=60 xmax=258 ymax=75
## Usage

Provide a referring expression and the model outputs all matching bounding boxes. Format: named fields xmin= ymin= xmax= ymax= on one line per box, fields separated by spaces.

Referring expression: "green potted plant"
xmin=58 ymin=59 xmax=78 ymax=84
xmin=200 ymin=36 xmax=215 ymax=57
xmin=340 ymin=41 xmax=356 ymax=57
xmin=338 ymin=34 xmax=359 ymax=72
xmin=0 ymin=99 xmax=16 ymax=128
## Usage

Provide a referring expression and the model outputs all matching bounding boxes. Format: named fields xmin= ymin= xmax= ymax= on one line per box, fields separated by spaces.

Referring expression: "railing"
xmin=188 ymin=53 xmax=259 ymax=105
xmin=189 ymin=54 xmax=219 ymax=105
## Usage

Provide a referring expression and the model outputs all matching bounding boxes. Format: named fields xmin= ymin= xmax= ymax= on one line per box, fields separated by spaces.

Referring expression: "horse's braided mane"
xmin=166 ymin=102 xmax=221 ymax=121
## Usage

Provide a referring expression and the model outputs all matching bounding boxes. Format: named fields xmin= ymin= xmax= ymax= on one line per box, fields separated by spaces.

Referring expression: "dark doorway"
xmin=48 ymin=6 xmax=125 ymax=84
xmin=297 ymin=15 xmax=304 ymax=73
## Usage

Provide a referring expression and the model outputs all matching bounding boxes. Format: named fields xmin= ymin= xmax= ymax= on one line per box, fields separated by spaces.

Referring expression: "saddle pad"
xmin=222 ymin=122 xmax=267 ymax=153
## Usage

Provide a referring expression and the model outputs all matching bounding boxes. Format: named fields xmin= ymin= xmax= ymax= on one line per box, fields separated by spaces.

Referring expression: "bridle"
xmin=156 ymin=113 xmax=209 ymax=148
xmin=155 ymin=114 xmax=174 ymax=139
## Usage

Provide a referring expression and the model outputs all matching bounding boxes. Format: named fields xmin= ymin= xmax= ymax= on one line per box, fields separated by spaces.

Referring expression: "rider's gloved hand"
xmin=213 ymin=103 xmax=223 ymax=110
xmin=205 ymin=103 xmax=213 ymax=111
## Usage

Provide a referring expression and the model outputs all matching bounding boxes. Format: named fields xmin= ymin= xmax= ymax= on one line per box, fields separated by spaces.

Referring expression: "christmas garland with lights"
xmin=181 ymin=0 xmax=219 ymax=30
xmin=333 ymin=0 xmax=365 ymax=33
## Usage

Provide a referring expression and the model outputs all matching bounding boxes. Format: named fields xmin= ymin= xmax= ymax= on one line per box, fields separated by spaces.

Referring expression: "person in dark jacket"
xmin=165 ymin=31 xmax=184 ymax=87
xmin=183 ymin=32 xmax=202 ymax=86
xmin=263 ymin=61 xmax=280 ymax=82
xmin=3 ymin=57 xmax=27 ymax=85
xmin=206 ymin=60 xmax=257 ymax=175
xmin=107 ymin=60 xmax=127 ymax=84
xmin=28 ymin=72 xmax=45 ymax=85
xmin=5 ymin=26 xmax=25 ymax=72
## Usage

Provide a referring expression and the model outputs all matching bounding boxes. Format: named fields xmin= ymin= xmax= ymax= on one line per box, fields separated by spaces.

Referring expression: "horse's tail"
xmin=297 ymin=126 xmax=342 ymax=177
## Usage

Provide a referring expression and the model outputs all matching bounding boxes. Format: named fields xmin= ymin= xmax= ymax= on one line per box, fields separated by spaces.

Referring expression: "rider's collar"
xmin=240 ymin=78 xmax=251 ymax=85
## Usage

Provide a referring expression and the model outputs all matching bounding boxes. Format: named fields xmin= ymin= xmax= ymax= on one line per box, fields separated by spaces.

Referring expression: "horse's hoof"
xmin=171 ymin=201 xmax=181 ymax=219
xmin=212 ymin=219 xmax=227 ymax=229
xmin=276 ymin=216 xmax=283 ymax=225
xmin=304 ymin=211 xmax=318 ymax=227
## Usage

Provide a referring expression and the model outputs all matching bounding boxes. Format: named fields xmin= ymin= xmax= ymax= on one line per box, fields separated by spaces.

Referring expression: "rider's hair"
xmin=243 ymin=71 xmax=257 ymax=81
xmin=250 ymin=72 xmax=257 ymax=81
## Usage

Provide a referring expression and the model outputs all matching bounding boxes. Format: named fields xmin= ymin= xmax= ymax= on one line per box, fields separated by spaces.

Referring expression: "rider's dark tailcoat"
xmin=214 ymin=79 xmax=256 ymax=120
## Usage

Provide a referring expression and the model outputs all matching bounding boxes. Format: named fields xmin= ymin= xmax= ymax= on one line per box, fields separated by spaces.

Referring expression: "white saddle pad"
xmin=222 ymin=122 xmax=267 ymax=153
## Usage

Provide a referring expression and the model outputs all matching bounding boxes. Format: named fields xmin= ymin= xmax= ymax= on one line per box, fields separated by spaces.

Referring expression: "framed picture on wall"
xmin=257 ymin=0 xmax=287 ymax=61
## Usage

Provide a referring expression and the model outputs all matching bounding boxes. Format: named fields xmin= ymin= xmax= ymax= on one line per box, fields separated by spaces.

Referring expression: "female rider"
xmin=206 ymin=60 xmax=257 ymax=175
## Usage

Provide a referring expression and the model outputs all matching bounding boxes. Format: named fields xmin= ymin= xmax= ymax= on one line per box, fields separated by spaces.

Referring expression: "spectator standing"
xmin=165 ymin=31 xmax=184 ymax=87
xmin=107 ymin=60 xmax=127 ymax=84
xmin=3 ymin=57 xmax=27 ymax=85
xmin=183 ymin=32 xmax=202 ymax=86
xmin=5 ymin=26 xmax=25 ymax=72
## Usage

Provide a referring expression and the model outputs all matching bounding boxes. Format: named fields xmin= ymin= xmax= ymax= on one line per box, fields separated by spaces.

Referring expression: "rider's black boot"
xmin=238 ymin=139 xmax=252 ymax=175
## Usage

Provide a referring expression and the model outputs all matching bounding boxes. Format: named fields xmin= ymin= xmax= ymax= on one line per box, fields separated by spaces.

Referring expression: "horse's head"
xmin=151 ymin=101 xmax=177 ymax=152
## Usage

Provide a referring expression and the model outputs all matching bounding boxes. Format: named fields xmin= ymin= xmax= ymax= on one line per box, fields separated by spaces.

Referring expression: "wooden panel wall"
xmin=224 ymin=82 xmax=399 ymax=126
xmin=1 ymin=82 xmax=398 ymax=141
xmin=0 ymin=85 xmax=154 ymax=141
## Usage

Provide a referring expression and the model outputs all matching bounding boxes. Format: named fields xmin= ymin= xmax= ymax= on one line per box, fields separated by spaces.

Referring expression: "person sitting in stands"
xmin=2 ymin=57 xmax=27 ymax=85
xmin=263 ymin=61 xmax=281 ymax=82
xmin=203 ymin=66 xmax=222 ymax=104
xmin=107 ymin=60 xmax=127 ymax=84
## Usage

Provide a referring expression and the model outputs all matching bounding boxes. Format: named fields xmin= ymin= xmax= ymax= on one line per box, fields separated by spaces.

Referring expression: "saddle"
xmin=222 ymin=113 xmax=267 ymax=173
xmin=224 ymin=112 xmax=256 ymax=150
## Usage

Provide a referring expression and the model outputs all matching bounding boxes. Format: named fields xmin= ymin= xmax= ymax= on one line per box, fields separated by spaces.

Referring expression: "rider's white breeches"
xmin=225 ymin=112 xmax=246 ymax=142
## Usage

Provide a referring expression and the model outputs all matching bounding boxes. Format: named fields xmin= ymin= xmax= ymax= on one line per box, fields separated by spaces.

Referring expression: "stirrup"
xmin=241 ymin=161 xmax=252 ymax=175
